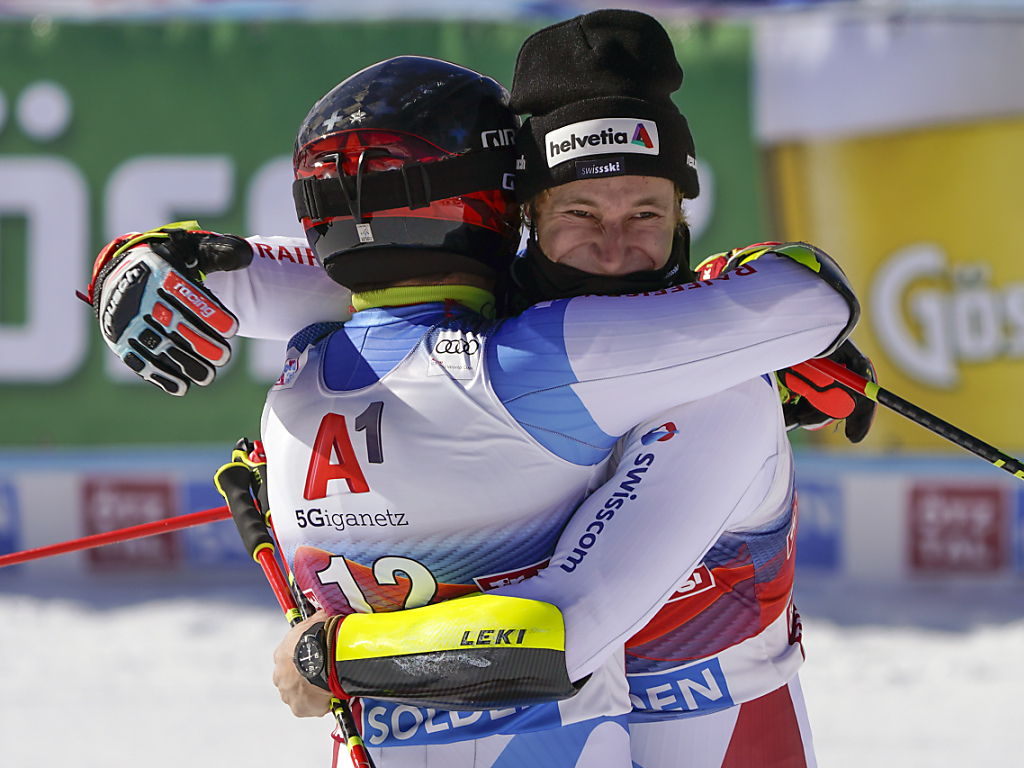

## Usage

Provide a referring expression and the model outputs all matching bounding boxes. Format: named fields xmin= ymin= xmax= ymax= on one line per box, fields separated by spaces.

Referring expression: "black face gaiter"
xmin=508 ymin=227 xmax=696 ymax=306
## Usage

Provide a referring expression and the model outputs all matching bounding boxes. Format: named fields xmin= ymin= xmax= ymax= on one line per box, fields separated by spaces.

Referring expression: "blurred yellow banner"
xmin=757 ymin=16 xmax=1024 ymax=452
xmin=772 ymin=118 xmax=1024 ymax=450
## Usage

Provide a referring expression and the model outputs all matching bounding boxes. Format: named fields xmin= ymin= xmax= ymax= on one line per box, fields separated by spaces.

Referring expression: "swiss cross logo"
xmin=82 ymin=479 xmax=178 ymax=569
xmin=908 ymin=484 xmax=1007 ymax=574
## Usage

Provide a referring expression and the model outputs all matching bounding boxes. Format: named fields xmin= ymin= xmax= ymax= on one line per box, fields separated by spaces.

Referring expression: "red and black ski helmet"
xmin=292 ymin=56 xmax=521 ymax=287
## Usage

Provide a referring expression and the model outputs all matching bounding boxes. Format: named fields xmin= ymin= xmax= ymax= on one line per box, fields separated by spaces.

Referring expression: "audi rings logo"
xmin=434 ymin=338 xmax=479 ymax=355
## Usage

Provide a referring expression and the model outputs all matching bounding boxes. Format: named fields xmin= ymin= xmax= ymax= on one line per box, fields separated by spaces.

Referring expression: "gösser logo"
xmin=434 ymin=339 xmax=479 ymax=355
xmin=544 ymin=118 xmax=660 ymax=168
xmin=871 ymin=243 xmax=1024 ymax=388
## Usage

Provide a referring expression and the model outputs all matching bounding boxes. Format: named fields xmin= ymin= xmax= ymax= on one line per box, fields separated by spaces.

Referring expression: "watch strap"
xmin=294 ymin=621 xmax=331 ymax=691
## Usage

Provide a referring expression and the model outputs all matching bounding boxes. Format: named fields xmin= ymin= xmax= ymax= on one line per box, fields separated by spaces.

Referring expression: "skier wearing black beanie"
xmin=506 ymin=10 xmax=844 ymax=768
xmin=508 ymin=9 xmax=701 ymax=305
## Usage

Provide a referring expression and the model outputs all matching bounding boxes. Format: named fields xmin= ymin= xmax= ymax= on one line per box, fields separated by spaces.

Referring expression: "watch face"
xmin=295 ymin=634 xmax=326 ymax=679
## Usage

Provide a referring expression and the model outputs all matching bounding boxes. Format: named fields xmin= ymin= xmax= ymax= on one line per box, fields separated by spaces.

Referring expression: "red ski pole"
xmin=215 ymin=442 xmax=375 ymax=768
xmin=0 ymin=505 xmax=230 ymax=569
xmin=798 ymin=357 xmax=1024 ymax=480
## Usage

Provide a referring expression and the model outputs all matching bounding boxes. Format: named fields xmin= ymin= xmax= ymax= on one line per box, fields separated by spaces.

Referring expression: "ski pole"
xmin=0 ymin=505 xmax=230 ymax=569
xmin=797 ymin=358 xmax=1024 ymax=480
xmin=215 ymin=443 xmax=375 ymax=768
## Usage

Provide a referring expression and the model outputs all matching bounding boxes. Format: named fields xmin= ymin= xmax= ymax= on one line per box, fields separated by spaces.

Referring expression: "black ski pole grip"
xmin=215 ymin=461 xmax=274 ymax=561
xmin=217 ymin=445 xmax=374 ymax=768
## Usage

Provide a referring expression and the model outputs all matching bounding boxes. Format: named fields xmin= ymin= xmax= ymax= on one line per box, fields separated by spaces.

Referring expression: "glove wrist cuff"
xmin=324 ymin=615 xmax=350 ymax=700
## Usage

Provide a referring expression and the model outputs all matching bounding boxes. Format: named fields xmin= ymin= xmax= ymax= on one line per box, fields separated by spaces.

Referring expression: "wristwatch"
xmin=293 ymin=621 xmax=331 ymax=691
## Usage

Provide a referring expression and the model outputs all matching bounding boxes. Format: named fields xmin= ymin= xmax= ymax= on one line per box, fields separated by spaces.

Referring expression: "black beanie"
xmin=511 ymin=9 xmax=699 ymax=203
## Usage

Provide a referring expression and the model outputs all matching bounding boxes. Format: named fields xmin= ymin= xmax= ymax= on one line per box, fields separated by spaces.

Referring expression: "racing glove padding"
xmin=84 ymin=221 xmax=252 ymax=395
xmin=778 ymin=339 xmax=877 ymax=443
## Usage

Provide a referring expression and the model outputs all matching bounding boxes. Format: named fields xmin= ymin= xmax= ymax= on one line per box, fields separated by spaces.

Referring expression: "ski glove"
xmin=82 ymin=222 xmax=252 ymax=396
xmin=696 ymin=241 xmax=869 ymax=441
xmin=778 ymin=339 xmax=877 ymax=443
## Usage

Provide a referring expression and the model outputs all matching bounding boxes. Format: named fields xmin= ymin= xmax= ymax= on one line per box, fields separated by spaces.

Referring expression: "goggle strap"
xmin=293 ymin=149 xmax=515 ymax=223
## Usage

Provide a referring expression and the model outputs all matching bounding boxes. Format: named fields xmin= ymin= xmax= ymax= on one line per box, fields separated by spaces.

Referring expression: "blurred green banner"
xmin=0 ymin=19 xmax=758 ymax=446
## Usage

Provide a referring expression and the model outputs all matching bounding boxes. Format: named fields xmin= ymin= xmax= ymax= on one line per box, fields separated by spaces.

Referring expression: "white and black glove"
xmin=81 ymin=221 xmax=252 ymax=396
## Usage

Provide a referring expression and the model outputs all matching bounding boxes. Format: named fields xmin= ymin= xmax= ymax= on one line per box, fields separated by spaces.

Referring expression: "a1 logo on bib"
xmin=428 ymin=330 xmax=480 ymax=380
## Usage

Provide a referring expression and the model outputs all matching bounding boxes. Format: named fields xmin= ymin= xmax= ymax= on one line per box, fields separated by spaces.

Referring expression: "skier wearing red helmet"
xmin=87 ymin=34 xmax=865 ymax=768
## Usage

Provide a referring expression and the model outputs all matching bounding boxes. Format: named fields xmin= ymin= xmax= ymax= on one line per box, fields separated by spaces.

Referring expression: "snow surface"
xmin=3 ymin=572 xmax=1024 ymax=767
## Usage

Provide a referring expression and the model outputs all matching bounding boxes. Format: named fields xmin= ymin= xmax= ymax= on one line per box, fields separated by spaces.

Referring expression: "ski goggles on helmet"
xmin=293 ymin=129 xmax=517 ymax=268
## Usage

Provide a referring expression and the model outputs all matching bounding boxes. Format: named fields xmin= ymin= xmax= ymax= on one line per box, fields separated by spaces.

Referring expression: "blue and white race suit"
xmin=205 ymin=239 xmax=846 ymax=767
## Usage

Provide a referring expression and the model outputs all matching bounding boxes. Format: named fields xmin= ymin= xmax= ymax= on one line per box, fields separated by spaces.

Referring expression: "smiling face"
xmin=531 ymin=175 xmax=680 ymax=276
